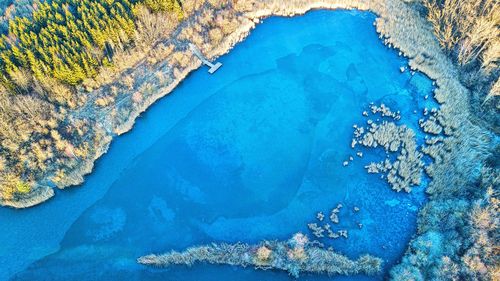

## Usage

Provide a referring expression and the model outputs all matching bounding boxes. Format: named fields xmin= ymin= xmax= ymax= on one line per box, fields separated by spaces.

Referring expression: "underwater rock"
xmin=137 ymin=233 xmax=382 ymax=278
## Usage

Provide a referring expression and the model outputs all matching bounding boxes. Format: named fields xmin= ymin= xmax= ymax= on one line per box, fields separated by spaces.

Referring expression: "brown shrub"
xmin=134 ymin=5 xmax=179 ymax=46
xmin=424 ymin=0 xmax=499 ymax=72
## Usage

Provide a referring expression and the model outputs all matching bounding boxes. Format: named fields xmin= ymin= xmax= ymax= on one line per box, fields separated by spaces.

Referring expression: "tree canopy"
xmin=0 ymin=0 xmax=180 ymax=95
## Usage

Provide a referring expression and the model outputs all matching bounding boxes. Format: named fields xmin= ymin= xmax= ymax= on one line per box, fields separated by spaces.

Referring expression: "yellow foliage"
xmin=95 ymin=97 xmax=112 ymax=107
xmin=52 ymin=169 xmax=66 ymax=184
xmin=471 ymin=205 xmax=493 ymax=230
xmin=16 ymin=180 xmax=30 ymax=194
xmin=9 ymin=68 xmax=32 ymax=92
xmin=0 ymin=156 xmax=5 ymax=172
xmin=485 ymin=77 xmax=500 ymax=102
xmin=134 ymin=4 xmax=179 ymax=46
xmin=180 ymin=0 xmax=205 ymax=15
xmin=209 ymin=28 xmax=223 ymax=44
xmin=0 ymin=173 xmax=31 ymax=200
xmin=147 ymin=44 xmax=175 ymax=65
xmin=255 ymin=246 xmax=272 ymax=265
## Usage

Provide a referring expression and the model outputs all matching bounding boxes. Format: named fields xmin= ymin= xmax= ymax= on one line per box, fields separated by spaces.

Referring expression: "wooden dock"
xmin=189 ymin=43 xmax=222 ymax=74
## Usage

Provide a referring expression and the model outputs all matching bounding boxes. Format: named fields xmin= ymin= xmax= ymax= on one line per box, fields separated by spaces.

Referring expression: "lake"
xmin=0 ymin=10 xmax=436 ymax=281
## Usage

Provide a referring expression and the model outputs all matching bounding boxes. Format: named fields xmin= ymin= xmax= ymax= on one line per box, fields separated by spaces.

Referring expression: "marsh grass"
xmin=138 ymin=234 xmax=382 ymax=278
xmin=424 ymin=0 xmax=499 ymax=72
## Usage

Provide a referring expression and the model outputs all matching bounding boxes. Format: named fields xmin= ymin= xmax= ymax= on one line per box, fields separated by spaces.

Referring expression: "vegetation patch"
xmin=138 ymin=233 xmax=382 ymax=278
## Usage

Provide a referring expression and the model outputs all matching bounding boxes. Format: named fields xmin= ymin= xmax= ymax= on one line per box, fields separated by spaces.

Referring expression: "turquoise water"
xmin=0 ymin=10 xmax=436 ymax=280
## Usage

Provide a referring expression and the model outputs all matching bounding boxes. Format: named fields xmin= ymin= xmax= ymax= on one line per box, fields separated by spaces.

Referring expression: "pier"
xmin=189 ymin=43 xmax=222 ymax=74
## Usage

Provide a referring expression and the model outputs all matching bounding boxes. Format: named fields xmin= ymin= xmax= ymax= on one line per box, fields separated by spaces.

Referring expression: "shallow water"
xmin=0 ymin=10 xmax=436 ymax=281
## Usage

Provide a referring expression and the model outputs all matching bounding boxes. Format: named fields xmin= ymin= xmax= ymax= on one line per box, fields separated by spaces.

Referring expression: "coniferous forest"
xmin=0 ymin=1 xmax=498 ymax=281
xmin=0 ymin=0 xmax=181 ymax=99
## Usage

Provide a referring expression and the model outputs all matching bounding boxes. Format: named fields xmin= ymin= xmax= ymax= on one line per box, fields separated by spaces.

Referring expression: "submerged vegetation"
xmin=138 ymin=233 xmax=383 ymax=278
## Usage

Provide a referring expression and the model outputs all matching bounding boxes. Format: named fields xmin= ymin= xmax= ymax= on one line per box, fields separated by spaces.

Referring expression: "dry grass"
xmin=138 ymin=233 xmax=382 ymax=277
xmin=424 ymin=0 xmax=500 ymax=73
xmin=463 ymin=185 xmax=499 ymax=278
xmin=134 ymin=5 xmax=179 ymax=46
xmin=0 ymin=87 xmax=67 ymax=200
xmin=485 ymin=77 xmax=500 ymax=102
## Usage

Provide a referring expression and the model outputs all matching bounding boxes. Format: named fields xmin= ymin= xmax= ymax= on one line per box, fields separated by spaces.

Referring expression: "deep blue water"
xmin=0 ymin=10 xmax=436 ymax=281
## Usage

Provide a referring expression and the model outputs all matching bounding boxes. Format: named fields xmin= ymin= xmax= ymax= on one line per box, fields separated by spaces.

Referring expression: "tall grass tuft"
xmin=424 ymin=0 xmax=499 ymax=73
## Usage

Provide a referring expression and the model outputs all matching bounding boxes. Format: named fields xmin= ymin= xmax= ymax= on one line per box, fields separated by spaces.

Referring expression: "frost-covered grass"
xmin=138 ymin=233 xmax=382 ymax=278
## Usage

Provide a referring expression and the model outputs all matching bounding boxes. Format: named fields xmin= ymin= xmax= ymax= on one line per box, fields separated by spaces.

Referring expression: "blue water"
xmin=0 ymin=10 xmax=436 ymax=281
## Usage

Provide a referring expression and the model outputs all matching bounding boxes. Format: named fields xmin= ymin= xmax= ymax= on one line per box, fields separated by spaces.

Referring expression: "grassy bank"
xmin=0 ymin=0 xmax=497 ymax=279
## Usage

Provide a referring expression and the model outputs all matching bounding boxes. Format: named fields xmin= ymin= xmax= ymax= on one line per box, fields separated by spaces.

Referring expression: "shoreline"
xmin=1 ymin=0 xmax=496 ymax=279
xmin=1 ymin=1 xmax=374 ymax=208
xmin=5 ymin=1 xmax=484 ymax=208
xmin=2 ymin=0 xmax=490 ymax=243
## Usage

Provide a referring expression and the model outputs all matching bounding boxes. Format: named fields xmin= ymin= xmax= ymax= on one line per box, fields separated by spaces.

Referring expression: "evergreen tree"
xmin=0 ymin=0 xmax=181 ymax=96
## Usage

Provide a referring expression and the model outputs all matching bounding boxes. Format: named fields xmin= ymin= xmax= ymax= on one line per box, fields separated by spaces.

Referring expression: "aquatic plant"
xmin=0 ymin=0 xmax=497 ymax=279
xmin=353 ymin=119 xmax=424 ymax=192
xmin=306 ymin=203 xmax=355 ymax=241
xmin=369 ymin=103 xmax=401 ymax=120
xmin=255 ymin=245 xmax=272 ymax=265
xmin=329 ymin=203 xmax=342 ymax=223
xmin=485 ymin=77 xmax=499 ymax=102
xmin=138 ymin=233 xmax=383 ymax=278
xmin=307 ymin=223 xmax=325 ymax=238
